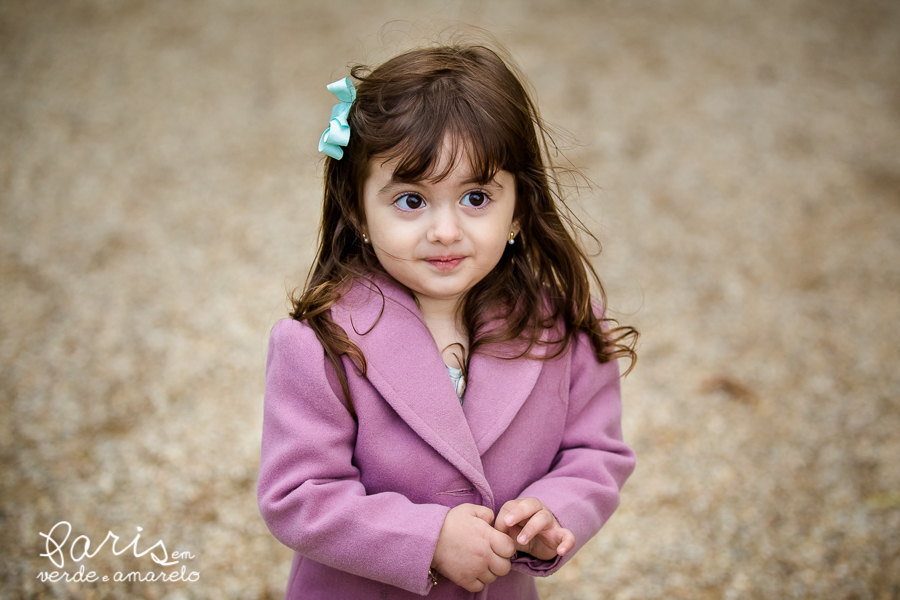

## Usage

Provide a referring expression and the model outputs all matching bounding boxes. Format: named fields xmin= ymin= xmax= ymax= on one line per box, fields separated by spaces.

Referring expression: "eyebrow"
xmin=377 ymin=176 xmax=505 ymax=196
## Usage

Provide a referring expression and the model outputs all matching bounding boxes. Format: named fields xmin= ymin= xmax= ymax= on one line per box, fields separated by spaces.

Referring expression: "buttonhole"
xmin=436 ymin=488 xmax=474 ymax=497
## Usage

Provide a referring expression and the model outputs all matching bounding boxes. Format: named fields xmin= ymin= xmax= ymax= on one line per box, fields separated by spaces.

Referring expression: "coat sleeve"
xmin=257 ymin=319 xmax=450 ymax=595
xmin=510 ymin=320 xmax=636 ymax=577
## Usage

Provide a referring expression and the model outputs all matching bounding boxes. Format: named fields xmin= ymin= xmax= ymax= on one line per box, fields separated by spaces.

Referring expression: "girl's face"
xmin=362 ymin=138 xmax=518 ymax=313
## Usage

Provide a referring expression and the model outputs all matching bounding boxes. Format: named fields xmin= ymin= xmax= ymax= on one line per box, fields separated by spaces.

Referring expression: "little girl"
xmin=258 ymin=43 xmax=638 ymax=600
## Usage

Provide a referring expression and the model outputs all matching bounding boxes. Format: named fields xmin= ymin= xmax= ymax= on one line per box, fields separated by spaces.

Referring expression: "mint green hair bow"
xmin=318 ymin=77 xmax=356 ymax=160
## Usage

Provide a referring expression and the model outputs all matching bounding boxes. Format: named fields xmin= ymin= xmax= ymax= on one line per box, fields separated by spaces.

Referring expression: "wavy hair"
xmin=291 ymin=44 xmax=638 ymax=410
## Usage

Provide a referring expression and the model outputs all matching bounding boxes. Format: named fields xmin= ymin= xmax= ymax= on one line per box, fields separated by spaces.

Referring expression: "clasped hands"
xmin=431 ymin=498 xmax=575 ymax=593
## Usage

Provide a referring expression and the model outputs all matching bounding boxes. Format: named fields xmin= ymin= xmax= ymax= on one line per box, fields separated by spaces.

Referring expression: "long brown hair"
xmin=292 ymin=44 xmax=638 ymax=409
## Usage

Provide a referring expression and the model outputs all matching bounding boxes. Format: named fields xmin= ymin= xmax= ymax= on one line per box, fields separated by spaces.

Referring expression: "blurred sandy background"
xmin=2 ymin=0 xmax=899 ymax=598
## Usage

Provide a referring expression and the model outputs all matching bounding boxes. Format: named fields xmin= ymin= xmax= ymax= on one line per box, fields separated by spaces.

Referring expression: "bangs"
xmin=384 ymin=104 xmax=510 ymax=185
xmin=351 ymin=46 xmax=532 ymax=186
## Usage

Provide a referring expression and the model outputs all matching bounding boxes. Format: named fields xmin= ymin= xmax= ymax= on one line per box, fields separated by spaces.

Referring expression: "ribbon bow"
xmin=318 ymin=77 xmax=356 ymax=160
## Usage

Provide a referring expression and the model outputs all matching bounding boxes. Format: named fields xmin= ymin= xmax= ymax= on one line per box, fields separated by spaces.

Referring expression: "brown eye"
xmin=395 ymin=194 xmax=425 ymax=211
xmin=462 ymin=191 xmax=489 ymax=208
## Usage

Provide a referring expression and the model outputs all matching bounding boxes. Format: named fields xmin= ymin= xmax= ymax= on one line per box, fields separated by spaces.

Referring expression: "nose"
xmin=426 ymin=204 xmax=462 ymax=245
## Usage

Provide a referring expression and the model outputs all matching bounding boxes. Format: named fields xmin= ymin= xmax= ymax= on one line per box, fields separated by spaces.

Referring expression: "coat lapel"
xmin=330 ymin=273 xmax=552 ymax=505
xmin=462 ymin=341 xmax=546 ymax=455
xmin=330 ymin=274 xmax=493 ymax=505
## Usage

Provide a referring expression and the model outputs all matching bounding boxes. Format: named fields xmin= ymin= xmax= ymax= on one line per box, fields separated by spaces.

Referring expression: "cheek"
xmin=484 ymin=218 xmax=514 ymax=247
xmin=471 ymin=225 xmax=510 ymax=264
xmin=368 ymin=222 xmax=425 ymax=270
xmin=369 ymin=220 xmax=419 ymax=250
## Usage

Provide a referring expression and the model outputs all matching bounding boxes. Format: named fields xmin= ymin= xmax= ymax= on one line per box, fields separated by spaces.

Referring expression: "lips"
xmin=424 ymin=255 xmax=465 ymax=271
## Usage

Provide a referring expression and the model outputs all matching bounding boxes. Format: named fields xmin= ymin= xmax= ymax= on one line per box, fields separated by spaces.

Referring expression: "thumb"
xmin=469 ymin=504 xmax=495 ymax=525
xmin=489 ymin=528 xmax=517 ymax=559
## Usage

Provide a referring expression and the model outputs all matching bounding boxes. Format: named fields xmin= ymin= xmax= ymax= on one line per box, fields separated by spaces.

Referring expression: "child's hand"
xmin=494 ymin=497 xmax=576 ymax=562
xmin=432 ymin=503 xmax=516 ymax=592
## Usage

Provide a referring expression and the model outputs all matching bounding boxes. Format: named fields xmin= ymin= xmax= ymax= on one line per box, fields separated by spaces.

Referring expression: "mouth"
xmin=424 ymin=256 xmax=465 ymax=271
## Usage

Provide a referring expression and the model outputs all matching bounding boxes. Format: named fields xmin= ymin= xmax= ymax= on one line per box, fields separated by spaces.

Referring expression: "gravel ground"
xmin=2 ymin=1 xmax=899 ymax=598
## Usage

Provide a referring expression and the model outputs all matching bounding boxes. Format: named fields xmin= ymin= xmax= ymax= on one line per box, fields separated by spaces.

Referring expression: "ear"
xmin=346 ymin=210 xmax=367 ymax=238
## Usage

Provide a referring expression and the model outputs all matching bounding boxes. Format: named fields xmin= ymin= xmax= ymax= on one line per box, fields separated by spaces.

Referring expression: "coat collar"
xmin=329 ymin=273 xmax=549 ymax=505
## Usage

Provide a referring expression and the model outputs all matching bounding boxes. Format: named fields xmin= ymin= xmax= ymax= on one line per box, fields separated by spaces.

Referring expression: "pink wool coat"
xmin=257 ymin=274 xmax=635 ymax=599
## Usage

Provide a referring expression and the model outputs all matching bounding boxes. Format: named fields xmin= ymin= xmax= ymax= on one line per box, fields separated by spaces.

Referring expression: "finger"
xmin=516 ymin=509 xmax=554 ymax=545
xmin=555 ymin=528 xmax=576 ymax=556
xmin=494 ymin=499 xmax=524 ymax=532
xmin=489 ymin=528 xmax=516 ymax=559
xmin=478 ymin=569 xmax=498 ymax=585
xmin=463 ymin=580 xmax=485 ymax=593
xmin=471 ymin=504 xmax=495 ymax=525
xmin=502 ymin=497 xmax=542 ymax=529
xmin=487 ymin=553 xmax=512 ymax=577
xmin=494 ymin=503 xmax=513 ymax=533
